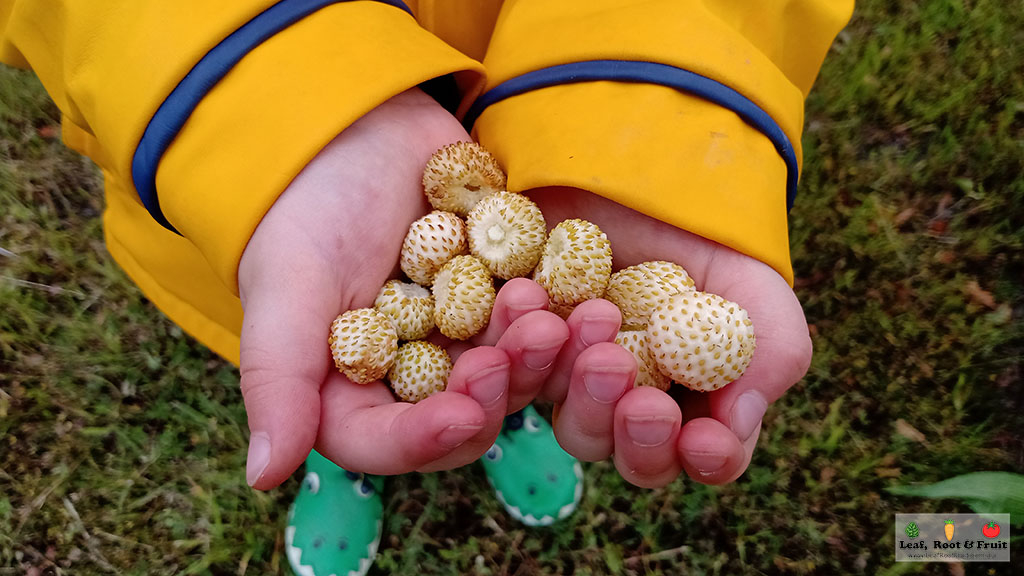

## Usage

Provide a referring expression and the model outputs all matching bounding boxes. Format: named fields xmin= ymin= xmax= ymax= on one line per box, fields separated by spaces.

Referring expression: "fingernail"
xmin=686 ymin=451 xmax=728 ymax=475
xmin=522 ymin=344 xmax=561 ymax=371
xmin=467 ymin=364 xmax=509 ymax=406
xmin=625 ymin=416 xmax=676 ymax=447
xmin=731 ymin=391 xmax=767 ymax=441
xmin=436 ymin=424 xmax=483 ymax=448
xmin=583 ymin=368 xmax=631 ymax=404
xmin=580 ymin=315 xmax=620 ymax=347
xmin=246 ymin=432 xmax=271 ymax=487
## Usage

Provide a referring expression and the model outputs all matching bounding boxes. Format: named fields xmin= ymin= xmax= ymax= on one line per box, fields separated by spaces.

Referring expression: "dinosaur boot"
xmin=286 ymin=451 xmax=383 ymax=576
xmin=480 ymin=405 xmax=583 ymax=526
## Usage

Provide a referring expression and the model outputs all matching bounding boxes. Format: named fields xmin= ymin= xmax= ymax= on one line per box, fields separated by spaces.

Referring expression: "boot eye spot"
xmin=303 ymin=472 xmax=321 ymax=494
xmin=353 ymin=478 xmax=375 ymax=499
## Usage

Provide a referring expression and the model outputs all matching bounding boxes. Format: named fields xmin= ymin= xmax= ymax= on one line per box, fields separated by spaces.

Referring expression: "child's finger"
xmin=316 ymin=374 xmax=490 ymax=475
xmin=315 ymin=347 xmax=513 ymax=474
xmin=238 ymin=279 xmax=335 ymax=491
xmin=471 ymin=278 xmax=551 ymax=346
xmin=610 ymin=387 xmax=683 ymax=488
xmin=701 ymin=257 xmax=812 ymax=443
xmin=675 ymin=417 xmax=755 ymax=485
xmin=551 ymin=342 xmax=636 ymax=462
xmin=539 ymin=299 xmax=621 ymax=403
xmin=493 ymin=309 xmax=570 ymax=412
xmin=418 ymin=346 xmax=512 ymax=472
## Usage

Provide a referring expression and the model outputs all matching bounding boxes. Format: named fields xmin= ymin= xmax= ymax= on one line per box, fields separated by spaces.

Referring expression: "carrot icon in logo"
xmin=944 ymin=519 xmax=955 ymax=541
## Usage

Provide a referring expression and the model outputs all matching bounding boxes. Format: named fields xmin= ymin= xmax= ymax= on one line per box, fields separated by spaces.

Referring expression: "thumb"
xmin=238 ymin=251 xmax=340 ymax=490
xmin=703 ymin=256 xmax=813 ymax=443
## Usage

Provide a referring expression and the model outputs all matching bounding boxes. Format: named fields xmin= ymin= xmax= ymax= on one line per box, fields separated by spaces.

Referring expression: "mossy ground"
xmin=2 ymin=1 xmax=1022 ymax=574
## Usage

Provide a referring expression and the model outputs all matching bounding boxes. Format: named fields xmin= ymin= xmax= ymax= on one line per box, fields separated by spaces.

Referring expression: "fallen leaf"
xmin=37 ymin=125 xmax=59 ymax=139
xmin=820 ymin=467 xmax=837 ymax=484
xmin=894 ymin=207 xmax=917 ymax=226
xmin=948 ymin=562 xmax=965 ymax=576
xmin=929 ymin=218 xmax=949 ymax=235
xmin=965 ymin=280 xmax=997 ymax=309
xmin=895 ymin=419 xmax=928 ymax=444
xmin=825 ymin=536 xmax=848 ymax=552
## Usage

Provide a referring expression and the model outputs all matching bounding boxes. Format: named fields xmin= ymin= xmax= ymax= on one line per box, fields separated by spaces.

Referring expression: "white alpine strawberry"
xmin=400 ymin=210 xmax=467 ymax=287
xmin=615 ymin=329 xmax=672 ymax=391
xmin=388 ymin=341 xmax=452 ymax=403
xmin=422 ymin=142 xmax=507 ymax=216
xmin=432 ymin=255 xmax=496 ymax=340
xmin=605 ymin=261 xmax=696 ymax=330
xmin=533 ymin=219 xmax=613 ymax=318
xmin=328 ymin=308 xmax=398 ymax=384
xmin=374 ymin=279 xmax=435 ymax=341
xmin=646 ymin=291 xmax=755 ymax=392
xmin=466 ymin=191 xmax=546 ymax=279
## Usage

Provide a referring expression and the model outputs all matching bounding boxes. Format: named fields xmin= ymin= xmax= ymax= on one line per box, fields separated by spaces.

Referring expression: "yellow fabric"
xmin=157 ymin=2 xmax=485 ymax=295
xmin=476 ymin=83 xmax=793 ymax=282
xmin=474 ymin=0 xmax=855 ymax=284
xmin=407 ymin=0 xmax=502 ymax=62
xmin=103 ymin=175 xmax=246 ymax=365
xmin=1 ymin=0 xmax=853 ymax=362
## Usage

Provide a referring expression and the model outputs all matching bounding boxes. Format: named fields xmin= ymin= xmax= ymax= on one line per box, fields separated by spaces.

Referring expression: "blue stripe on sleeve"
xmin=131 ymin=0 xmax=412 ymax=233
xmin=462 ymin=60 xmax=800 ymax=212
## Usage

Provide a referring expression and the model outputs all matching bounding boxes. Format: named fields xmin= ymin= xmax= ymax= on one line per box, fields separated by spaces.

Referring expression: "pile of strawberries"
xmin=329 ymin=143 xmax=755 ymax=402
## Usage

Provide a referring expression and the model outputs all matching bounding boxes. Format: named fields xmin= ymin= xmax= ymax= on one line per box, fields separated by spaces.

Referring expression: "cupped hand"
xmin=236 ymin=90 xmax=566 ymax=489
xmin=525 ymin=187 xmax=813 ymax=488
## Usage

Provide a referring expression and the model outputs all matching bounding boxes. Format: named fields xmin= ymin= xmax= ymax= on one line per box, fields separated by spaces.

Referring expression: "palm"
xmin=236 ymin=90 xmax=571 ymax=489
xmin=525 ymin=187 xmax=812 ymax=487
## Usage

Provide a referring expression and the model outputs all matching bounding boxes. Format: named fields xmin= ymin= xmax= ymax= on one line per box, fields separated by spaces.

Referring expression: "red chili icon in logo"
xmin=981 ymin=522 xmax=1000 ymax=538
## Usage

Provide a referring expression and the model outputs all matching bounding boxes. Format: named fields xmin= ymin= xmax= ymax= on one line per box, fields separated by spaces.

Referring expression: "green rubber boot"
xmin=480 ymin=405 xmax=583 ymax=526
xmin=286 ymin=451 xmax=383 ymax=576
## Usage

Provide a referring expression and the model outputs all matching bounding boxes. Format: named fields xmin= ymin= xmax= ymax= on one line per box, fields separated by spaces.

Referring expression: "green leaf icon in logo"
xmin=905 ymin=522 xmax=919 ymax=539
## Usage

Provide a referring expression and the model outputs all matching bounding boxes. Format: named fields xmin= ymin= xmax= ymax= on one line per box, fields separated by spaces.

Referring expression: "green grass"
xmin=2 ymin=0 xmax=1023 ymax=574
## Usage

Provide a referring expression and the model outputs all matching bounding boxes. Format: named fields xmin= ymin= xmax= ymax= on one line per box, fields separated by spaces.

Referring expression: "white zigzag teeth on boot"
xmin=348 ymin=519 xmax=382 ymax=576
xmin=558 ymin=501 xmax=577 ymax=520
xmin=493 ymin=489 xmax=556 ymax=526
xmin=285 ymin=526 xmax=317 ymax=576
xmin=286 ymin=519 xmax=380 ymax=576
xmin=558 ymin=469 xmax=583 ymax=519
xmin=557 ymin=463 xmax=585 ymax=520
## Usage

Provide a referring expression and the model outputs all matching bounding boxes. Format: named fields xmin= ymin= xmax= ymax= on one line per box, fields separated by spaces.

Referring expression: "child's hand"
xmin=525 ymin=187 xmax=812 ymax=488
xmin=236 ymin=89 xmax=567 ymax=489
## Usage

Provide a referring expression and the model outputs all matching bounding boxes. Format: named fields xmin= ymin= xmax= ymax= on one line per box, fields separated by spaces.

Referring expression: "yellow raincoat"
xmin=0 ymin=0 xmax=854 ymax=365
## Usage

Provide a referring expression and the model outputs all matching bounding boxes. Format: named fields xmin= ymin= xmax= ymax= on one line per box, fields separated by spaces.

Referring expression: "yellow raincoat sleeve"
xmin=0 ymin=0 xmax=485 ymax=297
xmin=469 ymin=0 xmax=854 ymax=285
